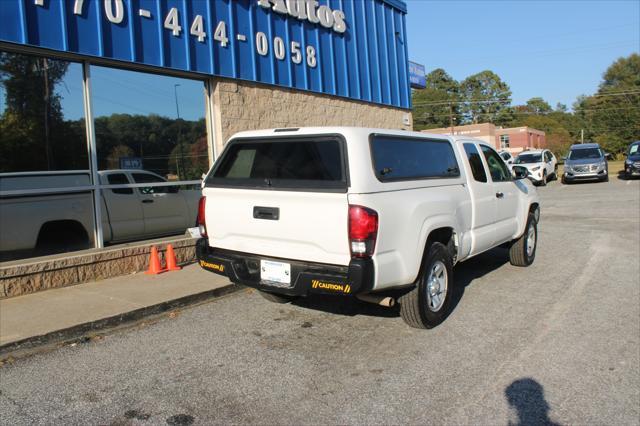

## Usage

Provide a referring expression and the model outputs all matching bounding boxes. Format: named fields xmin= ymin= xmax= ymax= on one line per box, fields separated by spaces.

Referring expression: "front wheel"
xmin=399 ymin=242 xmax=454 ymax=329
xmin=540 ymin=171 xmax=547 ymax=186
xmin=509 ymin=213 xmax=537 ymax=267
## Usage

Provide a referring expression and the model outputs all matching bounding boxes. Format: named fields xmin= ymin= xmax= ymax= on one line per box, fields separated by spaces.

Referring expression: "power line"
xmin=412 ymin=90 xmax=640 ymax=107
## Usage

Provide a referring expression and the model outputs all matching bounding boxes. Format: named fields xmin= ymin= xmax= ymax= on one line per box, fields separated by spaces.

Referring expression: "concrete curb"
xmin=0 ymin=283 xmax=242 ymax=361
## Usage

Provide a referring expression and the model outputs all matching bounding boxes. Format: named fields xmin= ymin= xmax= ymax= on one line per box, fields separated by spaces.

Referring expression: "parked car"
xmin=624 ymin=141 xmax=640 ymax=179
xmin=0 ymin=170 xmax=200 ymax=258
xmin=562 ymin=143 xmax=609 ymax=184
xmin=196 ymin=127 xmax=540 ymax=329
xmin=499 ymin=150 xmax=515 ymax=169
xmin=514 ymin=149 xmax=558 ymax=186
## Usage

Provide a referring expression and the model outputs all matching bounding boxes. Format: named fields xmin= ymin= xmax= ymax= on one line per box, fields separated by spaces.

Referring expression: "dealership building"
xmin=0 ymin=0 xmax=413 ymax=297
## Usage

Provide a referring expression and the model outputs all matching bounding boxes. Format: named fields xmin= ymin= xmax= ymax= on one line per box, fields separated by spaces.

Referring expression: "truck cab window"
xmin=132 ymin=173 xmax=168 ymax=194
xmin=107 ymin=173 xmax=133 ymax=194
xmin=463 ymin=143 xmax=487 ymax=183
xmin=480 ymin=145 xmax=511 ymax=182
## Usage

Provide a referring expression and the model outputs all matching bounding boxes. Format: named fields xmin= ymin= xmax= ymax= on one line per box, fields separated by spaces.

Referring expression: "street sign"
xmin=409 ymin=61 xmax=426 ymax=89
xmin=120 ymin=157 xmax=143 ymax=170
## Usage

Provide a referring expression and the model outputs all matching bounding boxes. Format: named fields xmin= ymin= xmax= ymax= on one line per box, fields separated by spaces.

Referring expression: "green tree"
xmin=576 ymin=54 xmax=640 ymax=154
xmin=412 ymin=68 xmax=460 ymax=130
xmin=555 ymin=102 xmax=568 ymax=113
xmin=0 ymin=52 xmax=85 ymax=172
xmin=525 ymin=97 xmax=552 ymax=115
xmin=460 ymin=70 xmax=512 ymax=125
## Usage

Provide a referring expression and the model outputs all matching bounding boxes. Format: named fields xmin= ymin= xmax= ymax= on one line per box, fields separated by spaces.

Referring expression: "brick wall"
xmin=211 ymin=80 xmax=412 ymax=154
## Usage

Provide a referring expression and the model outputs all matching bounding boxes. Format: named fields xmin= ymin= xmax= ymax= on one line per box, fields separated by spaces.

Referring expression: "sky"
xmin=1 ymin=0 xmax=638 ymax=120
xmin=405 ymin=0 xmax=640 ymax=109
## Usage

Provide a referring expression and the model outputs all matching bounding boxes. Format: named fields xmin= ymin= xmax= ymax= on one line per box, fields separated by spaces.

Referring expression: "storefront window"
xmin=0 ymin=52 xmax=88 ymax=174
xmin=90 ymin=66 xmax=207 ymax=246
xmin=0 ymin=51 xmax=92 ymax=261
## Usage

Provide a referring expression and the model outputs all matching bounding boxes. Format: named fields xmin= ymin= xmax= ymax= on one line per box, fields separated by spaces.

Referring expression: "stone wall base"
xmin=0 ymin=238 xmax=197 ymax=299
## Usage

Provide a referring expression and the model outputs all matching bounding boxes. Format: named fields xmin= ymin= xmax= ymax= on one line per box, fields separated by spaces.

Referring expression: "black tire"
xmin=399 ymin=242 xmax=454 ymax=329
xmin=257 ymin=290 xmax=297 ymax=304
xmin=602 ymin=175 xmax=609 ymax=182
xmin=561 ymin=175 xmax=569 ymax=185
xmin=509 ymin=213 xmax=537 ymax=267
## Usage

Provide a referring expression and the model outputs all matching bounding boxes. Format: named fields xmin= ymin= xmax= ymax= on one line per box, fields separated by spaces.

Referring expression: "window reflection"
xmin=90 ymin=66 xmax=207 ymax=245
xmin=91 ymin=66 xmax=208 ymax=181
xmin=0 ymin=52 xmax=87 ymax=174
xmin=0 ymin=51 xmax=92 ymax=261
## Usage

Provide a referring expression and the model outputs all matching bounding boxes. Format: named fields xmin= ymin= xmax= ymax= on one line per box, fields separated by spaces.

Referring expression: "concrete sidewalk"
xmin=0 ymin=263 xmax=236 ymax=356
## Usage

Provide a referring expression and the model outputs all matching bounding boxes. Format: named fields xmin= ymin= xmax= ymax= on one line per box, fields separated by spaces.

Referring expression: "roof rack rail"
xmin=274 ymin=128 xmax=300 ymax=132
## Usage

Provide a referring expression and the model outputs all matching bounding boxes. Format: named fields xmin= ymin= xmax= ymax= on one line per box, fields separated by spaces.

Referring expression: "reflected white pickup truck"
xmin=0 ymin=170 xmax=200 ymax=258
xmin=196 ymin=127 xmax=540 ymax=329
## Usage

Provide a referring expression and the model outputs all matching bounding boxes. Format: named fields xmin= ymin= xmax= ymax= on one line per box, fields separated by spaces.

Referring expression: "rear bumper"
xmin=195 ymin=239 xmax=374 ymax=297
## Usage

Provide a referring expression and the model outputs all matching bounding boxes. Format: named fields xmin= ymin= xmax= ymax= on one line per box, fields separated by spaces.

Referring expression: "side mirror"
xmin=512 ymin=166 xmax=528 ymax=180
xmin=605 ymin=153 xmax=612 ymax=160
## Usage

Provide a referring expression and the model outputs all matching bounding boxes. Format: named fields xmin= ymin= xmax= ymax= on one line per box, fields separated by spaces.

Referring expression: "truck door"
xmin=130 ymin=172 xmax=189 ymax=236
xmin=479 ymin=145 xmax=520 ymax=245
xmin=100 ymin=172 xmax=145 ymax=241
xmin=462 ymin=142 xmax=496 ymax=254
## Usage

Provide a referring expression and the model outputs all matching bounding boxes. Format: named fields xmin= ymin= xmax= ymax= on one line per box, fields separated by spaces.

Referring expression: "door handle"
xmin=253 ymin=206 xmax=279 ymax=220
xmin=142 ymin=199 xmax=154 ymax=204
xmin=496 ymin=192 xmax=504 ymax=199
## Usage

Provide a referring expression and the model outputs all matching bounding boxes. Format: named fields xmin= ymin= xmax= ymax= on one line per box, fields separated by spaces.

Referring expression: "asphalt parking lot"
xmin=1 ymin=175 xmax=639 ymax=425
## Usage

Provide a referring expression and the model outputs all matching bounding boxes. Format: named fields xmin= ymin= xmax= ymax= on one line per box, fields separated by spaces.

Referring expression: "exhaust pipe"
xmin=356 ymin=294 xmax=395 ymax=307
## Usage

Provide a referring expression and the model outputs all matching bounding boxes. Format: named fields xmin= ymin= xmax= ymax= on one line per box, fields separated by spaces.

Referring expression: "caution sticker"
xmin=311 ymin=279 xmax=351 ymax=294
xmin=200 ymin=260 xmax=225 ymax=273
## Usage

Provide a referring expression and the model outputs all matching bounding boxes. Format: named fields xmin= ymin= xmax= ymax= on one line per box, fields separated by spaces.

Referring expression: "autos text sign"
xmin=0 ymin=0 xmax=410 ymax=109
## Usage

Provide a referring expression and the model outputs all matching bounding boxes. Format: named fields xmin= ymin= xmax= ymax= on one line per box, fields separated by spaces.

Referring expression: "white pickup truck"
xmin=196 ymin=127 xmax=540 ymax=329
xmin=0 ymin=170 xmax=200 ymax=259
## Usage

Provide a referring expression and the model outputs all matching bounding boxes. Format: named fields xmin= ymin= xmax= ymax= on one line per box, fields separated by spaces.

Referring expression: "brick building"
xmin=422 ymin=123 xmax=546 ymax=154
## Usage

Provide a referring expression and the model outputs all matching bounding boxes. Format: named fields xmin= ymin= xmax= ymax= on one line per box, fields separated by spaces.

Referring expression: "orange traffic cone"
xmin=165 ymin=244 xmax=182 ymax=271
xmin=145 ymin=246 xmax=165 ymax=275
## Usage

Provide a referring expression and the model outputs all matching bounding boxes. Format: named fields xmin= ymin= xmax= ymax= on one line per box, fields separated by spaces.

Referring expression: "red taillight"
xmin=197 ymin=196 xmax=207 ymax=238
xmin=348 ymin=205 xmax=378 ymax=258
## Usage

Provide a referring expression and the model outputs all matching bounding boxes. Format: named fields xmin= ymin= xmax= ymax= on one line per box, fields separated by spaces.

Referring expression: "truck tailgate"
xmin=204 ymin=187 xmax=350 ymax=266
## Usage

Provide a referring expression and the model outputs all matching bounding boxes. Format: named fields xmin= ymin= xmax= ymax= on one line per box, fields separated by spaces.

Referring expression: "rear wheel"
xmin=257 ymin=290 xmax=297 ymax=304
xmin=399 ymin=242 xmax=454 ymax=329
xmin=509 ymin=213 xmax=537 ymax=267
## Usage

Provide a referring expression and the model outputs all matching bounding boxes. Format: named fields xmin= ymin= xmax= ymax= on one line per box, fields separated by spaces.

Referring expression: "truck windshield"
xmin=206 ymin=137 xmax=347 ymax=191
xmin=568 ymin=148 xmax=602 ymax=160
xmin=515 ymin=153 xmax=542 ymax=164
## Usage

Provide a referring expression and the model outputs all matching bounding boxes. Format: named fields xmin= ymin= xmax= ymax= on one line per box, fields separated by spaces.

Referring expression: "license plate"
xmin=187 ymin=227 xmax=201 ymax=238
xmin=260 ymin=260 xmax=291 ymax=284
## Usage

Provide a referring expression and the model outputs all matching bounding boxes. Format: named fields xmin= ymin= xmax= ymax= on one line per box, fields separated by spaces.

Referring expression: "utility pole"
xmin=174 ymin=84 xmax=185 ymax=180
xmin=449 ymin=101 xmax=455 ymax=135
xmin=580 ymin=129 xmax=584 ymax=144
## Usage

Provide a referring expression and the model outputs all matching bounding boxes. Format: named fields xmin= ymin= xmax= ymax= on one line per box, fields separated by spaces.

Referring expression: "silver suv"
xmin=562 ymin=143 xmax=609 ymax=184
